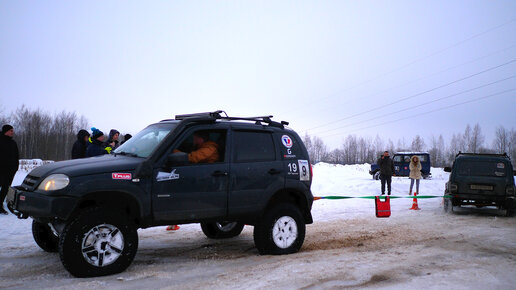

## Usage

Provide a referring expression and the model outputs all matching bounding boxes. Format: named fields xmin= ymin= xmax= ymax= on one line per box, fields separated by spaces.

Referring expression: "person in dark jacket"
xmin=0 ymin=125 xmax=19 ymax=214
xmin=103 ymin=129 xmax=120 ymax=154
xmin=121 ymin=134 xmax=132 ymax=145
xmin=86 ymin=127 xmax=108 ymax=157
xmin=71 ymin=129 xmax=90 ymax=159
xmin=378 ymin=151 xmax=395 ymax=195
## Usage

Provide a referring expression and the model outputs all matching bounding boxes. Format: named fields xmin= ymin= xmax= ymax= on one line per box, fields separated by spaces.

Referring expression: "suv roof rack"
xmin=456 ymin=152 xmax=510 ymax=159
xmin=172 ymin=110 xmax=289 ymax=128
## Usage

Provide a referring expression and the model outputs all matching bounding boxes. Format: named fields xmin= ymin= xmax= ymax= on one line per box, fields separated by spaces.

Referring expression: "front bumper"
xmin=449 ymin=193 xmax=514 ymax=206
xmin=6 ymin=186 xmax=77 ymax=220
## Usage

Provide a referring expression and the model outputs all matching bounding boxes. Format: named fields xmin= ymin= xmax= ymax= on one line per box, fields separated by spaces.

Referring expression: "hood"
xmin=77 ymin=129 xmax=90 ymax=141
xmin=108 ymin=129 xmax=120 ymax=141
xmin=28 ymin=155 xmax=143 ymax=178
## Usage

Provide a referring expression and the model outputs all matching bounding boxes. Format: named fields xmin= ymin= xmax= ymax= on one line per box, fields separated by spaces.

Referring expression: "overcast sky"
xmin=1 ymin=1 xmax=515 ymax=148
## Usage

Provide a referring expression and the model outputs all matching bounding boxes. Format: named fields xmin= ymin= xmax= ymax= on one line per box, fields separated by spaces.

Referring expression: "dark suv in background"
xmin=7 ymin=111 xmax=314 ymax=277
xmin=444 ymin=152 xmax=516 ymax=216
xmin=370 ymin=152 xmax=431 ymax=180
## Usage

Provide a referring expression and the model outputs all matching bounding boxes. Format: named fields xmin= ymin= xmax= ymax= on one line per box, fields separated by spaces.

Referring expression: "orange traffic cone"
xmin=409 ymin=192 xmax=420 ymax=210
xmin=166 ymin=225 xmax=180 ymax=231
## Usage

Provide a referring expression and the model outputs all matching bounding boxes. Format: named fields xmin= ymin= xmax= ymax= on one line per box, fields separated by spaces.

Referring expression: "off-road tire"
xmin=32 ymin=220 xmax=59 ymax=252
xmin=444 ymin=198 xmax=454 ymax=214
xmin=201 ymin=222 xmax=245 ymax=239
xmin=58 ymin=207 xmax=138 ymax=277
xmin=254 ymin=203 xmax=305 ymax=255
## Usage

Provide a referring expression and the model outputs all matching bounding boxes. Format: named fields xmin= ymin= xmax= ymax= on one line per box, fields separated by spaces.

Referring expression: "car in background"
xmin=443 ymin=152 xmax=516 ymax=216
xmin=369 ymin=152 xmax=431 ymax=180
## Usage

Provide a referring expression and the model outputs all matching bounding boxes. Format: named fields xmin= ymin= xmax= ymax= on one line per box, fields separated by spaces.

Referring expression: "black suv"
xmin=443 ymin=152 xmax=516 ymax=216
xmin=6 ymin=111 xmax=313 ymax=277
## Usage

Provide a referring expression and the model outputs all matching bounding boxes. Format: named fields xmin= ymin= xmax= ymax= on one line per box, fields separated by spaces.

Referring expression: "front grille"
xmin=22 ymin=175 xmax=40 ymax=190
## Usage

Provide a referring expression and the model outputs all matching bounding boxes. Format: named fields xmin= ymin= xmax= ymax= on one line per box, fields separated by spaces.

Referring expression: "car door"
xmin=151 ymin=127 xmax=229 ymax=222
xmin=228 ymin=129 xmax=284 ymax=217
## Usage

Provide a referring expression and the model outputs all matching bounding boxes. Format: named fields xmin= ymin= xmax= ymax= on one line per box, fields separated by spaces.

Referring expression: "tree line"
xmin=304 ymin=123 xmax=516 ymax=167
xmin=0 ymin=105 xmax=88 ymax=161
xmin=1 ymin=105 xmax=515 ymax=166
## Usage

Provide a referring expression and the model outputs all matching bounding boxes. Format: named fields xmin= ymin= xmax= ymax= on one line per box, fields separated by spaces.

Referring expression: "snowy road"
xmin=1 ymin=164 xmax=515 ymax=289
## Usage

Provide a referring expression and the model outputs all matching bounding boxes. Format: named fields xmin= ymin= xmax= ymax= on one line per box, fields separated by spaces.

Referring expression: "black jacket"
xmin=0 ymin=135 xmax=19 ymax=173
xmin=378 ymin=156 xmax=394 ymax=176
xmin=86 ymin=139 xmax=108 ymax=157
xmin=71 ymin=130 xmax=90 ymax=159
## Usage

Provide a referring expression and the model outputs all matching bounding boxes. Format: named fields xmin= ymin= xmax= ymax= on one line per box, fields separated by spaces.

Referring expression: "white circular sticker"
xmin=281 ymin=135 xmax=293 ymax=148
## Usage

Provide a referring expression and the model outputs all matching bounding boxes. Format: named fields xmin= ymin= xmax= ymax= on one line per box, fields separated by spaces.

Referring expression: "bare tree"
xmin=312 ymin=136 xmax=327 ymax=163
xmin=410 ymin=135 xmax=425 ymax=152
xmin=493 ymin=126 xmax=509 ymax=154
xmin=464 ymin=124 xmax=471 ymax=152
xmin=342 ymin=135 xmax=358 ymax=164
xmin=469 ymin=123 xmax=484 ymax=153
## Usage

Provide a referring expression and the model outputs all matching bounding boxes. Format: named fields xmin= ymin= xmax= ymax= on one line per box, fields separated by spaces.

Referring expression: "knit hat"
xmin=91 ymin=127 xmax=104 ymax=139
xmin=2 ymin=124 xmax=13 ymax=135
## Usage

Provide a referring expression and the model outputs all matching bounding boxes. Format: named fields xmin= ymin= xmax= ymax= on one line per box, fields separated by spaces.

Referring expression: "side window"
xmin=404 ymin=156 xmax=411 ymax=163
xmin=233 ymin=131 xmax=275 ymax=162
xmin=174 ymin=129 xmax=227 ymax=163
xmin=417 ymin=155 xmax=427 ymax=162
xmin=393 ymin=156 xmax=402 ymax=162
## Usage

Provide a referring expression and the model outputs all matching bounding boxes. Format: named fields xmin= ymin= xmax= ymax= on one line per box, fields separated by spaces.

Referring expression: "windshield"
xmin=456 ymin=160 xmax=507 ymax=177
xmin=114 ymin=123 xmax=177 ymax=158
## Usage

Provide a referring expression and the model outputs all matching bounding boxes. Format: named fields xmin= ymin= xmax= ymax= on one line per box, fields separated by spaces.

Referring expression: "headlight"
xmin=38 ymin=174 xmax=70 ymax=191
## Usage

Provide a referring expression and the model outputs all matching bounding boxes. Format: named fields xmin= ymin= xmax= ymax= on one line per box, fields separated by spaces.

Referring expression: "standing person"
xmin=0 ymin=125 xmax=19 ymax=214
xmin=71 ymin=129 xmax=90 ymax=159
xmin=121 ymin=134 xmax=132 ymax=145
xmin=409 ymin=155 xmax=422 ymax=195
xmin=104 ymin=129 xmax=120 ymax=153
xmin=86 ymin=127 xmax=108 ymax=157
xmin=378 ymin=151 xmax=394 ymax=195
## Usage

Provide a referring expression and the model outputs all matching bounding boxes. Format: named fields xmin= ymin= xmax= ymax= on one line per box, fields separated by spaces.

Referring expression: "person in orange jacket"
xmin=167 ymin=131 xmax=219 ymax=231
xmin=186 ymin=131 xmax=219 ymax=163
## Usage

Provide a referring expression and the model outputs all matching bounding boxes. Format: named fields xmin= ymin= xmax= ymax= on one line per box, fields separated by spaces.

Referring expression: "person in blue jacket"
xmin=86 ymin=127 xmax=109 ymax=157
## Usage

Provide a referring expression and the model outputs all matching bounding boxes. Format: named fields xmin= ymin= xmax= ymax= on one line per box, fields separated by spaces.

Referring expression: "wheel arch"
xmin=264 ymin=189 xmax=313 ymax=224
xmin=73 ymin=191 xmax=143 ymax=227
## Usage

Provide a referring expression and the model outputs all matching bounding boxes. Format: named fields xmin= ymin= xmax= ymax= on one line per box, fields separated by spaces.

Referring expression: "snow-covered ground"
xmin=1 ymin=163 xmax=515 ymax=289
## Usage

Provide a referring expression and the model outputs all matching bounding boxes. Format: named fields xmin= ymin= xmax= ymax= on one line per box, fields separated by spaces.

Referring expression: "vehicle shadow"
xmin=450 ymin=206 xmax=510 ymax=217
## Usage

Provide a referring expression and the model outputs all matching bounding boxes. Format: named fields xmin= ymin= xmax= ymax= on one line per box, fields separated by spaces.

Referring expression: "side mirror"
xmin=166 ymin=152 xmax=189 ymax=167
xmin=444 ymin=167 xmax=452 ymax=173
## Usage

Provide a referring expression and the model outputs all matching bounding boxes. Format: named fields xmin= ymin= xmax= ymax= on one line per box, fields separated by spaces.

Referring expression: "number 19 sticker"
xmin=298 ymin=160 xmax=310 ymax=181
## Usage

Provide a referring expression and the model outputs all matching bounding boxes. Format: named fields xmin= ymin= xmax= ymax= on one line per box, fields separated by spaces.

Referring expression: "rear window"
xmin=456 ymin=161 xmax=507 ymax=177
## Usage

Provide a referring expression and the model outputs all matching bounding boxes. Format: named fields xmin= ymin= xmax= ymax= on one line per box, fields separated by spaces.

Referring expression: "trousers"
xmin=380 ymin=174 xmax=392 ymax=195
xmin=0 ymin=171 xmax=16 ymax=205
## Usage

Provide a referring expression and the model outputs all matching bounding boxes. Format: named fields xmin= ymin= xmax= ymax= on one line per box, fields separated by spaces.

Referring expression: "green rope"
xmin=314 ymin=195 xmax=451 ymax=200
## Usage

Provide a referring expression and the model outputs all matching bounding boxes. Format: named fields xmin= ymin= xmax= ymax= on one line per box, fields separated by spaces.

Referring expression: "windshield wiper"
xmin=115 ymin=151 xmax=139 ymax=157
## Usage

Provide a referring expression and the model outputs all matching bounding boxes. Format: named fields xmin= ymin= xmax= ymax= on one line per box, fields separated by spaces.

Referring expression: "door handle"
xmin=212 ymin=171 xmax=228 ymax=177
xmin=268 ymin=169 xmax=281 ymax=175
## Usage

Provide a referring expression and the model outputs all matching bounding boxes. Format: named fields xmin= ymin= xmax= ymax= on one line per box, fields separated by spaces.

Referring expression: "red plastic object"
xmin=375 ymin=196 xmax=391 ymax=218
